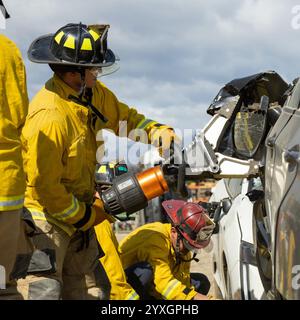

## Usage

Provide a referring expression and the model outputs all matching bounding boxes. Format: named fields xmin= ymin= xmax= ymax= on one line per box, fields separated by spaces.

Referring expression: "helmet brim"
xmin=0 ymin=1 xmax=10 ymax=19
xmin=182 ymin=234 xmax=210 ymax=250
xmin=27 ymin=33 xmax=116 ymax=67
xmin=182 ymin=238 xmax=207 ymax=252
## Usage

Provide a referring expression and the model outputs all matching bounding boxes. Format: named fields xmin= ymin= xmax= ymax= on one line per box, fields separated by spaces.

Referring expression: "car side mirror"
xmin=213 ymin=205 xmax=222 ymax=221
xmin=212 ymin=204 xmax=222 ymax=234
xmin=208 ymin=200 xmax=230 ymax=235
xmin=221 ymin=198 xmax=232 ymax=214
xmin=204 ymin=201 xmax=219 ymax=219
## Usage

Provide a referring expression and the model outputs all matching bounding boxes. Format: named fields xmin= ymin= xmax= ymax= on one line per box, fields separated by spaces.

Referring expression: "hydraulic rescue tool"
xmin=100 ymin=135 xmax=219 ymax=216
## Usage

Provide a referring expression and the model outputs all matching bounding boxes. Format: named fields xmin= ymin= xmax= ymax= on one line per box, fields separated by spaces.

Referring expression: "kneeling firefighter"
xmin=119 ymin=200 xmax=215 ymax=300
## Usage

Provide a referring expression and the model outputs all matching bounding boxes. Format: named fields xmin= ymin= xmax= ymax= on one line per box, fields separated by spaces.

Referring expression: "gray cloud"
xmin=2 ymin=0 xmax=300 ymax=131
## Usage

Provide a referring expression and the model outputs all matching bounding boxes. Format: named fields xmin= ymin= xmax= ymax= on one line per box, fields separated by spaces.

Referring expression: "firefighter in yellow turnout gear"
xmin=19 ymin=23 xmax=176 ymax=299
xmin=0 ymin=1 xmax=32 ymax=299
xmin=119 ymin=200 xmax=215 ymax=300
xmin=95 ymin=220 xmax=139 ymax=300
xmin=94 ymin=162 xmax=139 ymax=300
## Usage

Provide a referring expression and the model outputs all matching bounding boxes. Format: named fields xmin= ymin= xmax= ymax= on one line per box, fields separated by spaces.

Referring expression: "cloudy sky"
xmin=2 ymin=0 xmax=300 ymax=134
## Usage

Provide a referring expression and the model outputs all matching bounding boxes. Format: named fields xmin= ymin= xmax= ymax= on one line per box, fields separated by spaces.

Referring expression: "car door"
xmin=210 ymin=179 xmax=229 ymax=297
xmin=237 ymin=178 xmax=265 ymax=300
xmin=265 ymin=80 xmax=300 ymax=299
xmin=264 ymin=79 xmax=300 ymax=236
xmin=221 ymin=178 xmax=244 ymax=299
xmin=210 ymin=178 xmax=243 ymax=299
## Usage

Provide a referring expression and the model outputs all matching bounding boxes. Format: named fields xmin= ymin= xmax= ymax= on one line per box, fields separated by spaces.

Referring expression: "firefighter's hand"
xmin=149 ymin=125 xmax=181 ymax=160
xmin=193 ymin=293 xmax=220 ymax=300
xmin=93 ymin=198 xmax=116 ymax=225
xmin=193 ymin=292 xmax=210 ymax=300
xmin=206 ymin=294 xmax=221 ymax=300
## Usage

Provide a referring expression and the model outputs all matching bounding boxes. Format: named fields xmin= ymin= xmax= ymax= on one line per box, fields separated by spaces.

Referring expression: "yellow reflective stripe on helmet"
xmin=52 ymin=195 xmax=80 ymax=221
xmin=54 ymin=31 xmax=64 ymax=44
xmin=136 ymin=118 xmax=156 ymax=130
xmin=162 ymin=279 xmax=181 ymax=300
xmin=0 ymin=194 xmax=24 ymax=211
xmin=64 ymin=35 xmax=75 ymax=49
xmin=81 ymin=38 xmax=92 ymax=51
xmin=89 ymin=29 xmax=100 ymax=41
xmin=126 ymin=290 xmax=139 ymax=300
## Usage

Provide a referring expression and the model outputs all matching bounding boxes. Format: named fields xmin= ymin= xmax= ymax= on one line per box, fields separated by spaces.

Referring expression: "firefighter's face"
xmin=85 ymin=67 xmax=101 ymax=88
xmin=171 ymin=227 xmax=189 ymax=255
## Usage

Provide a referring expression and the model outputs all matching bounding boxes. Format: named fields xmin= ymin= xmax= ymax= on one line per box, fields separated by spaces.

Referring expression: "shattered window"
xmin=233 ymin=110 xmax=265 ymax=158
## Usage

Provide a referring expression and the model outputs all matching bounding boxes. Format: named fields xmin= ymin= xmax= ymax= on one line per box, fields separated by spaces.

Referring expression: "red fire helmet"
xmin=162 ymin=200 xmax=215 ymax=250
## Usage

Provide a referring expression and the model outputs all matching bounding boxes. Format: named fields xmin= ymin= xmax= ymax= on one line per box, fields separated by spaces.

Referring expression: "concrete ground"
xmin=116 ymin=230 xmax=217 ymax=298
xmin=190 ymin=248 xmax=216 ymax=296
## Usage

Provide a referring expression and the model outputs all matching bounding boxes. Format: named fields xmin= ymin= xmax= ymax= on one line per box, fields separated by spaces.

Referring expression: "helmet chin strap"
xmin=79 ymin=84 xmax=86 ymax=96
xmin=68 ymin=70 xmax=108 ymax=124
xmin=180 ymin=252 xmax=199 ymax=263
xmin=174 ymin=231 xmax=199 ymax=264
xmin=78 ymin=68 xmax=86 ymax=96
xmin=175 ymin=233 xmax=182 ymax=265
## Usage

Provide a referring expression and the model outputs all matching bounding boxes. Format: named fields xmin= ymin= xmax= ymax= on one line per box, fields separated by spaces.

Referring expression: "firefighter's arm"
xmin=0 ymin=37 xmax=29 ymax=205
xmin=24 ymin=114 xmax=97 ymax=231
xmin=96 ymin=82 xmax=179 ymax=157
xmin=148 ymin=247 xmax=209 ymax=300
xmin=5 ymin=38 xmax=29 ymax=130
xmin=145 ymin=244 xmax=198 ymax=300
xmin=95 ymin=82 xmax=145 ymax=135
xmin=95 ymin=220 xmax=139 ymax=300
